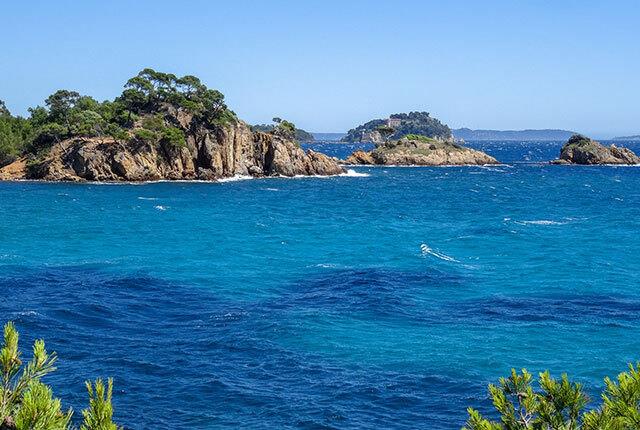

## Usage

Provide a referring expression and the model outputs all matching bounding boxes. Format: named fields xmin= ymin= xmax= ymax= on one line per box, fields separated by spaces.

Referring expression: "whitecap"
xmin=340 ymin=169 xmax=370 ymax=177
xmin=138 ymin=197 xmax=159 ymax=201
xmin=420 ymin=243 xmax=459 ymax=262
xmin=217 ymin=175 xmax=253 ymax=183
xmin=515 ymin=220 xmax=567 ymax=226
xmin=154 ymin=205 xmax=168 ymax=211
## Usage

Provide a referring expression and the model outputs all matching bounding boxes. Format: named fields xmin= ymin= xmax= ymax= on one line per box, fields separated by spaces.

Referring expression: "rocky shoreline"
xmin=0 ymin=115 xmax=344 ymax=182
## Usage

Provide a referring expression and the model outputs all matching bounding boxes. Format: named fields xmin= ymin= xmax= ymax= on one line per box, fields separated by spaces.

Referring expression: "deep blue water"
xmin=1 ymin=141 xmax=640 ymax=429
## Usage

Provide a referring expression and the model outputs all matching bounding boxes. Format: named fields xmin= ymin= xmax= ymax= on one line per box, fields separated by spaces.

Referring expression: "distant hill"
xmin=312 ymin=132 xmax=346 ymax=142
xmin=453 ymin=128 xmax=576 ymax=141
xmin=611 ymin=135 xmax=640 ymax=141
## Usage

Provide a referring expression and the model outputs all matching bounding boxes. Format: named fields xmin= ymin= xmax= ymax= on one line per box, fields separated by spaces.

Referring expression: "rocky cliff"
xmin=344 ymin=136 xmax=499 ymax=166
xmin=0 ymin=112 xmax=344 ymax=182
xmin=551 ymin=134 xmax=640 ymax=165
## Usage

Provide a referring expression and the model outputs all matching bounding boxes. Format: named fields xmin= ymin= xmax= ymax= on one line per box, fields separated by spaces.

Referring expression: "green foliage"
xmin=404 ymin=133 xmax=437 ymax=142
xmin=253 ymin=117 xmax=311 ymax=144
xmin=134 ymin=115 xmax=185 ymax=148
xmin=14 ymin=381 xmax=72 ymax=430
xmin=1 ymin=322 xmax=58 ymax=423
xmin=81 ymin=379 xmax=118 ymax=430
xmin=464 ymin=364 xmax=640 ymax=430
xmin=118 ymin=68 xmax=234 ymax=125
xmin=161 ymin=126 xmax=186 ymax=148
xmin=133 ymin=128 xmax=158 ymax=144
xmin=0 ymin=68 xmax=235 ymax=164
xmin=0 ymin=322 xmax=120 ymax=430
xmin=0 ymin=115 xmax=32 ymax=166
xmin=0 ymin=101 xmax=10 ymax=117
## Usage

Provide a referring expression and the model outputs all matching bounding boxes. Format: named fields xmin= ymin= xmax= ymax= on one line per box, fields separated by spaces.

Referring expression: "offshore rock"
xmin=344 ymin=136 xmax=499 ymax=166
xmin=552 ymin=134 xmax=640 ymax=165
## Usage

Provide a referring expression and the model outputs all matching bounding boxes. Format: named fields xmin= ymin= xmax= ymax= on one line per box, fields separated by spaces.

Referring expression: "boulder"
xmin=553 ymin=134 xmax=640 ymax=165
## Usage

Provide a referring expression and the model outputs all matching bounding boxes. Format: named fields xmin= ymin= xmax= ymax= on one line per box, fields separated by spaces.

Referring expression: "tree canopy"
xmin=0 ymin=69 xmax=236 ymax=167
xmin=342 ymin=111 xmax=452 ymax=143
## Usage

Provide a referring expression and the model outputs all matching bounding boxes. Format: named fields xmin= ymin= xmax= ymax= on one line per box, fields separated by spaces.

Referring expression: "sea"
xmin=1 ymin=140 xmax=639 ymax=429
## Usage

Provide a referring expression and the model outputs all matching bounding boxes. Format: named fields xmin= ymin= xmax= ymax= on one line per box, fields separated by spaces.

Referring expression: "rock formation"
xmin=551 ymin=134 xmax=640 ymax=165
xmin=344 ymin=136 xmax=499 ymax=166
xmin=0 ymin=112 xmax=344 ymax=182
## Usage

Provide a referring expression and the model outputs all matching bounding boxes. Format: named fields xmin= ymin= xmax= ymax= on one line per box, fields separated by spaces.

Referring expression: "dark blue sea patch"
xmin=0 ymin=266 xmax=490 ymax=429
xmin=274 ymin=267 xmax=467 ymax=318
xmin=445 ymin=293 xmax=640 ymax=327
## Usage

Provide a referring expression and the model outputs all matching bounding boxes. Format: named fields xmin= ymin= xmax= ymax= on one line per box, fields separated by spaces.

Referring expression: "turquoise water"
xmin=1 ymin=142 xmax=640 ymax=428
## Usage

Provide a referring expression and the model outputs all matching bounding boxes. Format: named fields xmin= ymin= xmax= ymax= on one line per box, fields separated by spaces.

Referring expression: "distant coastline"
xmin=612 ymin=134 xmax=640 ymax=141
xmin=452 ymin=128 xmax=576 ymax=141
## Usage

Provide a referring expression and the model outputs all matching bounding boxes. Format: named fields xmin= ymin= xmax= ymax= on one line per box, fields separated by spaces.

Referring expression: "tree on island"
xmin=376 ymin=125 xmax=395 ymax=143
xmin=0 ymin=68 xmax=238 ymax=169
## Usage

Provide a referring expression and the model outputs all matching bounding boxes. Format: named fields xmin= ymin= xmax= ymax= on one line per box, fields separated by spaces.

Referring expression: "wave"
xmin=154 ymin=205 xmax=168 ymax=211
xmin=217 ymin=175 xmax=253 ymax=183
xmin=420 ymin=244 xmax=459 ymax=262
xmin=137 ymin=197 xmax=159 ymax=201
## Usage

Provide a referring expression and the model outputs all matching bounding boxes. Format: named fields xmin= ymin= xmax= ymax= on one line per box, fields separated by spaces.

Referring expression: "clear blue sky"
xmin=1 ymin=0 xmax=639 ymax=136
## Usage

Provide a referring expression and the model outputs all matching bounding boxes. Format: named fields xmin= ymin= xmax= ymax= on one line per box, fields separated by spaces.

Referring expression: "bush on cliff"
xmin=464 ymin=365 xmax=640 ymax=429
xmin=0 ymin=322 xmax=120 ymax=430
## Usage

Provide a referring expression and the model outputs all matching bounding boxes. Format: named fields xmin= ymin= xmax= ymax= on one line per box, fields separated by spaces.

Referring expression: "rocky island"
xmin=0 ymin=69 xmax=343 ymax=182
xmin=345 ymin=134 xmax=499 ymax=166
xmin=551 ymin=134 xmax=640 ymax=165
xmin=341 ymin=111 xmax=453 ymax=144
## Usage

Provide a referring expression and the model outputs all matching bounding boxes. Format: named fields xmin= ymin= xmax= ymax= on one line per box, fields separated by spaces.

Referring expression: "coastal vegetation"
xmin=0 ymin=68 xmax=235 ymax=168
xmin=1 ymin=322 xmax=119 ymax=430
xmin=252 ymin=118 xmax=315 ymax=143
xmin=0 ymin=69 xmax=343 ymax=181
xmin=465 ymin=364 xmax=640 ymax=430
xmin=341 ymin=111 xmax=452 ymax=143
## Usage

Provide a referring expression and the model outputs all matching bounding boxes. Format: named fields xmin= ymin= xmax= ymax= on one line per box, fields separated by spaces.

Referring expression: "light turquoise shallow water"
xmin=1 ymin=142 xmax=639 ymax=428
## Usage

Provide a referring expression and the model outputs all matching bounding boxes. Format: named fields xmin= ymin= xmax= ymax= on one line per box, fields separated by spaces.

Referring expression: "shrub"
xmin=133 ymin=128 xmax=158 ymax=144
xmin=160 ymin=126 xmax=186 ymax=148
xmin=0 ymin=322 xmax=120 ymax=430
xmin=81 ymin=379 xmax=118 ymax=430
xmin=464 ymin=364 xmax=640 ymax=430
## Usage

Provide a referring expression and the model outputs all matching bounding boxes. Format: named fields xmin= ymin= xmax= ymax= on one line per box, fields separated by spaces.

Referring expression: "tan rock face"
xmin=7 ymin=118 xmax=344 ymax=182
xmin=345 ymin=150 xmax=375 ymax=165
xmin=344 ymin=138 xmax=499 ymax=166
xmin=0 ymin=158 xmax=27 ymax=180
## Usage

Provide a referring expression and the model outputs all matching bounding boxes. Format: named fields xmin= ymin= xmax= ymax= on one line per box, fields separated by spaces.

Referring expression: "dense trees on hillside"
xmin=252 ymin=117 xmax=315 ymax=143
xmin=0 ymin=69 xmax=236 ymax=167
xmin=342 ymin=111 xmax=452 ymax=143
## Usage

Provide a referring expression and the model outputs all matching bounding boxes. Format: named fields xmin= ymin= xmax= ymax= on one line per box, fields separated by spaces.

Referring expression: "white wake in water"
xmin=420 ymin=244 xmax=459 ymax=262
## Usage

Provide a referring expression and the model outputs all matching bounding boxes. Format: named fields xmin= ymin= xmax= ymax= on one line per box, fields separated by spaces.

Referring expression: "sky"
xmin=1 ymin=0 xmax=639 ymax=136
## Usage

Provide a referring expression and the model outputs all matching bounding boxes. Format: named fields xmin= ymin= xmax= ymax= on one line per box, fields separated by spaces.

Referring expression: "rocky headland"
xmin=344 ymin=135 xmax=499 ymax=166
xmin=0 ymin=69 xmax=343 ymax=182
xmin=551 ymin=134 xmax=640 ymax=165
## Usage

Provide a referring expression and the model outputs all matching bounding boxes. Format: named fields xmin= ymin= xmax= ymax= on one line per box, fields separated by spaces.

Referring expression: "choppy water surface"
xmin=1 ymin=141 xmax=640 ymax=429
